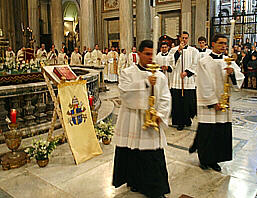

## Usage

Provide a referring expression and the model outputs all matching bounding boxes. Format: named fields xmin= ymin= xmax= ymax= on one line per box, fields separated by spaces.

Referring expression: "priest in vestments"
xmin=112 ymin=40 xmax=170 ymax=198
xmin=92 ymin=44 xmax=103 ymax=67
xmin=6 ymin=47 xmax=15 ymax=63
xmin=118 ymin=49 xmax=128 ymax=75
xmin=102 ymin=48 xmax=109 ymax=81
xmin=58 ymin=48 xmax=68 ymax=64
xmin=47 ymin=48 xmax=58 ymax=64
xmin=36 ymin=44 xmax=47 ymax=62
xmin=84 ymin=48 xmax=94 ymax=66
xmin=107 ymin=46 xmax=119 ymax=82
xmin=16 ymin=47 xmax=26 ymax=63
xmin=193 ymin=34 xmax=244 ymax=171
xmin=169 ymin=31 xmax=199 ymax=130
xmin=70 ymin=47 xmax=82 ymax=65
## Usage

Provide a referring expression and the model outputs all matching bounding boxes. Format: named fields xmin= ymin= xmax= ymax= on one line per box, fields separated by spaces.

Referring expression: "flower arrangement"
xmin=95 ymin=120 xmax=114 ymax=141
xmin=25 ymin=139 xmax=58 ymax=160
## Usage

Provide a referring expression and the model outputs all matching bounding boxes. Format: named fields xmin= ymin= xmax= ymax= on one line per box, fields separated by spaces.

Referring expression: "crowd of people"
xmin=111 ymin=33 xmax=245 ymax=198
xmin=4 ymin=32 xmax=251 ymax=198
xmin=5 ymin=36 xmax=256 ymax=90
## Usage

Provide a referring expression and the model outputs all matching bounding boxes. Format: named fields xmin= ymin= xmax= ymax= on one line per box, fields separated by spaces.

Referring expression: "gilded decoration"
xmin=104 ymin=0 xmax=119 ymax=11
xmin=157 ymin=0 xmax=177 ymax=3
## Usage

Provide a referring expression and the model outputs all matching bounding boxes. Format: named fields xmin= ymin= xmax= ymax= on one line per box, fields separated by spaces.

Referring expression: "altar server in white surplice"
xmin=70 ymin=47 xmax=82 ymax=65
xmin=118 ymin=49 xmax=128 ymax=75
xmin=107 ymin=46 xmax=119 ymax=82
xmin=112 ymin=40 xmax=171 ymax=198
xmin=156 ymin=42 xmax=173 ymax=89
xmin=189 ymin=34 xmax=244 ymax=172
xmin=197 ymin=36 xmax=212 ymax=60
xmin=169 ymin=31 xmax=199 ymax=131
xmin=128 ymin=46 xmax=139 ymax=67
xmin=92 ymin=44 xmax=103 ymax=67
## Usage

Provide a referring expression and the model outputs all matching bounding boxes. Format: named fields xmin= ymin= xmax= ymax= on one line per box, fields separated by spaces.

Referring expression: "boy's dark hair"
xmin=138 ymin=40 xmax=153 ymax=52
xmin=211 ymin=34 xmax=227 ymax=43
xmin=198 ymin=36 xmax=207 ymax=42
xmin=121 ymin=49 xmax=125 ymax=53
xmin=181 ymin=31 xmax=189 ymax=36
xmin=160 ymin=42 xmax=168 ymax=47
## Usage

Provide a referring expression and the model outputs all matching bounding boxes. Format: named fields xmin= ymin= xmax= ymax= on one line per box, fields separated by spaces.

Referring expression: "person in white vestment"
xmin=107 ymin=46 xmax=119 ymax=82
xmin=84 ymin=48 xmax=94 ymax=66
xmin=118 ymin=49 xmax=128 ymax=75
xmin=70 ymin=47 xmax=82 ymax=65
xmin=81 ymin=46 xmax=87 ymax=64
xmin=6 ymin=47 xmax=15 ymax=63
xmin=58 ymin=48 xmax=68 ymax=64
xmin=102 ymin=48 xmax=109 ymax=81
xmin=197 ymin=36 xmax=212 ymax=59
xmin=112 ymin=40 xmax=171 ymax=198
xmin=189 ymin=34 xmax=244 ymax=172
xmin=156 ymin=42 xmax=173 ymax=90
xmin=36 ymin=44 xmax=47 ymax=62
xmin=47 ymin=48 xmax=57 ymax=64
xmin=16 ymin=47 xmax=26 ymax=63
xmin=128 ymin=46 xmax=139 ymax=67
xmin=169 ymin=31 xmax=199 ymax=130
xmin=92 ymin=44 xmax=102 ymax=67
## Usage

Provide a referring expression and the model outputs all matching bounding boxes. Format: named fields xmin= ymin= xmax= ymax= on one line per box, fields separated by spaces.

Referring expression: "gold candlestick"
xmin=143 ymin=63 xmax=160 ymax=132
xmin=219 ymin=57 xmax=234 ymax=112
xmin=1 ymin=123 xmax=27 ymax=170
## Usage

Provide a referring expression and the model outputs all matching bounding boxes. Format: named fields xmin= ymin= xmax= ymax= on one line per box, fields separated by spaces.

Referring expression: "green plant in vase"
xmin=25 ymin=139 xmax=58 ymax=167
xmin=95 ymin=120 xmax=114 ymax=145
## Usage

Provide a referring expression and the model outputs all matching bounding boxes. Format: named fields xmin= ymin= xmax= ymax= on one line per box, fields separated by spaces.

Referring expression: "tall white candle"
xmin=152 ymin=15 xmax=159 ymax=64
xmin=153 ymin=0 xmax=156 ymax=7
xmin=228 ymin=19 xmax=235 ymax=57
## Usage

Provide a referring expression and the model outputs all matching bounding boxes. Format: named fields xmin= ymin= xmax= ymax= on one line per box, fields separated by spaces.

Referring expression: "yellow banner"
xmin=58 ymin=80 xmax=102 ymax=164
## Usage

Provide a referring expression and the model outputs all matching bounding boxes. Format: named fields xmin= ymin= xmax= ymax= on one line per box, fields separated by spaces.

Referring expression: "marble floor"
xmin=0 ymin=84 xmax=256 ymax=198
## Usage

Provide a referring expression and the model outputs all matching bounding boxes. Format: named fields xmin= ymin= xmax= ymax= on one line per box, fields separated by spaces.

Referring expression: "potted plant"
xmin=25 ymin=139 xmax=57 ymax=167
xmin=95 ymin=120 xmax=114 ymax=145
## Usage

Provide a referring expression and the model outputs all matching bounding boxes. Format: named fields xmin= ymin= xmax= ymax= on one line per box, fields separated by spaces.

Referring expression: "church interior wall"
xmin=0 ymin=0 xmax=206 ymax=54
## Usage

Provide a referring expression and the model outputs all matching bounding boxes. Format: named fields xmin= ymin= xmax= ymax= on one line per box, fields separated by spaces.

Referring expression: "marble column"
xmin=181 ymin=0 xmax=191 ymax=42
xmin=40 ymin=2 xmax=49 ymax=34
xmin=195 ymin=0 xmax=207 ymax=44
xmin=120 ymin=0 xmax=133 ymax=53
xmin=51 ymin=0 xmax=64 ymax=51
xmin=80 ymin=0 xmax=95 ymax=49
xmin=136 ymin=0 xmax=151 ymax=48
xmin=28 ymin=0 xmax=40 ymax=47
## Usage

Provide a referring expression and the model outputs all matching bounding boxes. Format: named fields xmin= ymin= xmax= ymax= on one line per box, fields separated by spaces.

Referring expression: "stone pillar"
xmin=40 ymin=2 xmax=49 ymax=34
xmin=136 ymin=0 xmax=151 ymax=48
xmin=120 ymin=0 xmax=133 ymax=53
xmin=51 ymin=0 xmax=64 ymax=51
xmin=28 ymin=0 xmax=40 ymax=47
xmin=80 ymin=0 xmax=95 ymax=49
xmin=195 ymin=0 xmax=207 ymax=44
xmin=181 ymin=0 xmax=191 ymax=41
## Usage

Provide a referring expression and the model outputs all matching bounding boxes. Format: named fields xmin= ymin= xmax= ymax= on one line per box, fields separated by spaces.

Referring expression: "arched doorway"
xmin=62 ymin=0 xmax=79 ymax=56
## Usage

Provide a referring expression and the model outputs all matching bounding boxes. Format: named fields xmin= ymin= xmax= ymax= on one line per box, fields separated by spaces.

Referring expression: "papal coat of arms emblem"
xmin=67 ymin=96 xmax=87 ymax=126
